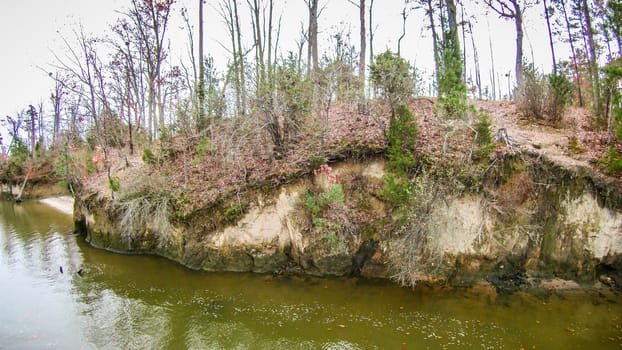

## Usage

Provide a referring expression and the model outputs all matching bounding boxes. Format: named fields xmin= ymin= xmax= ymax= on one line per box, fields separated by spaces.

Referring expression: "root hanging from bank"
xmin=386 ymin=174 xmax=448 ymax=288
xmin=114 ymin=191 xmax=175 ymax=245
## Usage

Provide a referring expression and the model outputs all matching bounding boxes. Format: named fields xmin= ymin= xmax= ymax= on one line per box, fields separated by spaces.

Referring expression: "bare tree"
xmin=49 ymin=72 xmax=67 ymax=147
xmin=219 ymin=0 xmax=247 ymax=116
xmin=369 ymin=0 xmax=375 ymax=66
xmin=554 ymin=0 xmax=584 ymax=106
xmin=484 ymin=0 xmax=537 ymax=85
xmin=420 ymin=0 xmax=441 ymax=88
xmin=125 ymin=0 xmax=174 ymax=139
xmin=347 ymin=0 xmax=366 ymax=94
xmin=543 ymin=0 xmax=557 ymax=73
xmin=304 ymin=0 xmax=320 ymax=75
xmin=580 ymin=0 xmax=601 ymax=112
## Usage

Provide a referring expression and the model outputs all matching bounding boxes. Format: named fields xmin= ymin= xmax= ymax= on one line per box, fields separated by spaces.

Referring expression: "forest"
xmin=1 ymin=0 xmax=621 ymax=203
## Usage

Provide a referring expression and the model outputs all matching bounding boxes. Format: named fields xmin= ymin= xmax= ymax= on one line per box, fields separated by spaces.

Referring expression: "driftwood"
xmin=14 ymin=172 xmax=30 ymax=202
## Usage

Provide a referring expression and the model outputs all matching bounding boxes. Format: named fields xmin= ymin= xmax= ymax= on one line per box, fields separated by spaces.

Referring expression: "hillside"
xmin=83 ymin=98 xmax=619 ymax=213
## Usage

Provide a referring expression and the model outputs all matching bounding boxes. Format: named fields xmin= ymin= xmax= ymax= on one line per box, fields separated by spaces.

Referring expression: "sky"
xmin=0 ymin=0 xmax=559 ymax=143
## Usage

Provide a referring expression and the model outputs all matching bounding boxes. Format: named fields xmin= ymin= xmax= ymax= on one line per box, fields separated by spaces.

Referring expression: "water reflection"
xmin=0 ymin=200 xmax=621 ymax=349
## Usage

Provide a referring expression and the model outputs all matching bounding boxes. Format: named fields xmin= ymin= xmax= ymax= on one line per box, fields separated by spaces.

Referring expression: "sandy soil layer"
xmin=39 ymin=196 xmax=74 ymax=216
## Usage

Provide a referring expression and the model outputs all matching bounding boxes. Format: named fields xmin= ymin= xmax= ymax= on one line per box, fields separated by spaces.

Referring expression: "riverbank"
xmin=39 ymin=196 xmax=74 ymax=216
xmin=72 ymin=99 xmax=622 ymax=292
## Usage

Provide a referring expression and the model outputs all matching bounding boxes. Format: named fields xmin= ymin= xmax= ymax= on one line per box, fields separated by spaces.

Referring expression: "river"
xmin=0 ymin=200 xmax=621 ymax=349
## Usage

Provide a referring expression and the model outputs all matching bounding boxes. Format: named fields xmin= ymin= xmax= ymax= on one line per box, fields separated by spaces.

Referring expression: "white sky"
xmin=0 ymin=0 xmax=560 ymax=142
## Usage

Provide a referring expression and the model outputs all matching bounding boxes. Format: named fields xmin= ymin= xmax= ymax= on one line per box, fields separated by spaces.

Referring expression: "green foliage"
xmin=603 ymin=58 xmax=622 ymax=141
xmin=473 ymin=111 xmax=495 ymax=160
xmin=52 ymin=143 xmax=81 ymax=194
xmin=370 ymin=51 xmax=413 ymax=109
xmin=320 ymin=183 xmax=345 ymax=206
xmin=304 ymin=190 xmax=321 ymax=215
xmin=85 ymin=148 xmax=96 ymax=174
xmin=600 ymin=146 xmax=622 ymax=174
xmin=387 ymin=105 xmax=418 ymax=176
xmin=546 ymin=73 xmax=574 ymax=123
xmin=380 ymin=175 xmax=411 ymax=206
xmin=437 ymin=31 xmax=467 ymax=119
xmin=516 ymin=64 xmax=573 ymax=123
xmin=310 ymin=156 xmax=328 ymax=171
xmin=142 ymin=148 xmax=158 ymax=166
xmin=108 ymin=176 xmax=121 ymax=193
xmin=314 ymin=217 xmax=328 ymax=227
xmin=192 ymin=137 xmax=211 ymax=165
xmin=275 ymin=57 xmax=312 ymax=118
xmin=323 ymin=232 xmax=340 ymax=252
xmin=6 ymin=138 xmax=29 ymax=178
xmin=223 ymin=203 xmax=245 ymax=223
xmin=303 ymin=184 xmax=345 ymax=217
xmin=567 ymin=135 xmax=585 ymax=155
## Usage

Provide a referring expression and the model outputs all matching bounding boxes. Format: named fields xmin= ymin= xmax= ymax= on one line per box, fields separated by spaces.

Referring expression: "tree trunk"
xmin=233 ymin=0 xmax=246 ymax=115
xmin=514 ymin=0 xmax=523 ymax=85
xmin=307 ymin=0 xmax=319 ymax=74
xmin=398 ymin=8 xmax=407 ymax=56
xmin=543 ymin=0 xmax=557 ymax=74
xmin=198 ymin=0 xmax=205 ymax=127
xmin=488 ymin=19 xmax=497 ymax=100
xmin=581 ymin=0 xmax=601 ymax=113
xmin=467 ymin=15 xmax=482 ymax=99
xmin=425 ymin=0 xmax=441 ymax=89
xmin=369 ymin=0 xmax=374 ymax=66
xmin=359 ymin=0 xmax=366 ymax=84
xmin=560 ymin=0 xmax=583 ymax=106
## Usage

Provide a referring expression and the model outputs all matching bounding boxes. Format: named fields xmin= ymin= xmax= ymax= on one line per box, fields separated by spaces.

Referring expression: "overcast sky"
xmin=0 ymin=0 xmax=556 ymax=142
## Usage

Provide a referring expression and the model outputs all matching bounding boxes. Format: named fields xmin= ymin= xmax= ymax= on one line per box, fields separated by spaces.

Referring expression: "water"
xmin=0 ymin=200 xmax=621 ymax=349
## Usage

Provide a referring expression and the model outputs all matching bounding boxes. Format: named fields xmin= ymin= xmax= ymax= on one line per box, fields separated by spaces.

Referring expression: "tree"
xmin=49 ymin=72 xmax=67 ymax=148
xmin=484 ymin=0 xmax=537 ymax=85
xmin=554 ymin=0 xmax=584 ymax=106
xmin=198 ymin=0 xmax=205 ymax=124
xmin=420 ymin=0 xmax=441 ymax=89
xmin=125 ymin=0 xmax=174 ymax=139
xmin=304 ymin=0 xmax=320 ymax=75
xmin=543 ymin=0 xmax=557 ymax=73
xmin=219 ymin=0 xmax=247 ymax=116
xmin=370 ymin=50 xmax=413 ymax=113
xmin=605 ymin=0 xmax=622 ymax=55
xmin=347 ymin=0 xmax=367 ymax=107
xmin=580 ymin=0 xmax=601 ymax=114
xmin=437 ymin=0 xmax=466 ymax=117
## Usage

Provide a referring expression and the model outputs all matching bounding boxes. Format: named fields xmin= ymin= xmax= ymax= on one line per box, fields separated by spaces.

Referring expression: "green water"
xmin=1 ymin=200 xmax=621 ymax=349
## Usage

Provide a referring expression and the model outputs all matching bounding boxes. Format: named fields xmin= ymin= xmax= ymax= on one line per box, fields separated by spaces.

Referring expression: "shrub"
xmin=600 ymin=146 xmax=622 ymax=174
xmin=370 ymin=51 xmax=413 ymax=110
xmin=515 ymin=63 xmax=546 ymax=120
xmin=546 ymin=73 xmax=573 ymax=123
xmin=516 ymin=64 xmax=574 ymax=123
xmin=437 ymin=31 xmax=467 ymax=119
xmin=304 ymin=190 xmax=321 ymax=215
xmin=320 ymin=183 xmax=345 ymax=206
xmin=380 ymin=175 xmax=411 ymax=206
xmin=323 ymin=232 xmax=340 ymax=252
xmin=192 ymin=137 xmax=211 ymax=165
xmin=108 ymin=176 xmax=121 ymax=193
xmin=387 ymin=105 xmax=418 ymax=176
xmin=473 ymin=111 xmax=495 ymax=160
xmin=223 ymin=203 xmax=245 ymax=223
xmin=142 ymin=148 xmax=158 ymax=166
